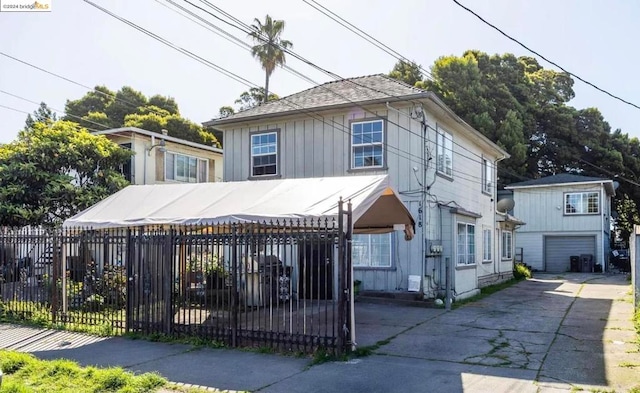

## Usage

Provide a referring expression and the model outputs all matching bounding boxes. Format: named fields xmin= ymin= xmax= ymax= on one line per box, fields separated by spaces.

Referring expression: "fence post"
xmin=51 ymin=230 xmax=60 ymax=324
xmin=231 ymin=223 xmax=238 ymax=348
xmin=163 ymin=228 xmax=174 ymax=335
xmin=125 ymin=228 xmax=133 ymax=333
xmin=346 ymin=200 xmax=354 ymax=352
xmin=337 ymin=198 xmax=346 ymax=355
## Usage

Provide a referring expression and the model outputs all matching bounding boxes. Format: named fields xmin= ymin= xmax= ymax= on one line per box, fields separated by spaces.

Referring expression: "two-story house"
xmin=94 ymin=127 xmax=223 ymax=185
xmin=205 ymin=74 xmax=514 ymax=300
xmin=505 ymin=174 xmax=615 ymax=273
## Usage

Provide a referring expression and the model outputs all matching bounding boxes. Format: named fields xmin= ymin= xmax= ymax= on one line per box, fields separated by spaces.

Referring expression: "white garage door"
xmin=544 ymin=236 xmax=596 ymax=273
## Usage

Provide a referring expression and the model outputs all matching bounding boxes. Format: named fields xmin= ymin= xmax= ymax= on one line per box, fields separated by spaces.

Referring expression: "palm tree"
xmin=249 ymin=15 xmax=292 ymax=103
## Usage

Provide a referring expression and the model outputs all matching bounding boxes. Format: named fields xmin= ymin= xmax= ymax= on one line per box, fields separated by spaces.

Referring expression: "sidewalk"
xmin=1 ymin=273 xmax=638 ymax=392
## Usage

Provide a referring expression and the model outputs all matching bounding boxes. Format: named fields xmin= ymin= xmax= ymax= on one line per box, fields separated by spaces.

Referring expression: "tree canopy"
xmin=0 ymin=121 xmax=131 ymax=227
xmin=390 ymin=51 xmax=640 ymax=243
xmin=64 ymin=86 xmax=219 ymax=148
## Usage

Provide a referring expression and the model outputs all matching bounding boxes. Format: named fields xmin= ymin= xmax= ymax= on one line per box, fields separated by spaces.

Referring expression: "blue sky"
xmin=1 ymin=0 xmax=638 ymax=144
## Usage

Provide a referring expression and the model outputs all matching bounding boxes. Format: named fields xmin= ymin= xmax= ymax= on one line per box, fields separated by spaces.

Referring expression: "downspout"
xmin=601 ymin=186 xmax=605 ymax=272
xmin=493 ymin=155 xmax=507 ymax=274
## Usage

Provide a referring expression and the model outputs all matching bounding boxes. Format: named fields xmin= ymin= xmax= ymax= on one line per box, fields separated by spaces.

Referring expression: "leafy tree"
xmin=219 ymin=106 xmax=235 ymax=118
xmin=124 ymin=112 xmax=219 ymax=147
xmin=234 ymin=87 xmax=279 ymax=111
xmin=0 ymin=121 xmax=131 ymax=227
xmin=148 ymin=95 xmax=179 ymax=115
xmin=389 ymin=60 xmax=423 ymax=86
xmin=64 ymin=86 xmax=219 ymax=147
xmin=249 ymin=15 xmax=292 ymax=102
xmin=421 ymin=49 xmax=640 ymax=242
xmin=24 ymin=102 xmax=57 ymax=130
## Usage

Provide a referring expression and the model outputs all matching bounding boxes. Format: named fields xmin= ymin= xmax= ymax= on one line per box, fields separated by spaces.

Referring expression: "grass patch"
xmin=0 ymin=350 xmax=167 ymax=392
xmin=453 ymin=279 xmax=520 ymax=309
xmin=0 ymin=300 xmax=125 ymax=337
xmin=618 ymin=361 xmax=640 ymax=368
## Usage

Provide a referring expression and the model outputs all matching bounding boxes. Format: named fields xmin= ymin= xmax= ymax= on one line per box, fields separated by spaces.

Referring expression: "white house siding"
xmin=104 ymin=133 xmax=223 ymax=185
xmin=512 ymin=184 xmax=609 ymax=270
xmin=221 ymin=103 xmax=502 ymax=298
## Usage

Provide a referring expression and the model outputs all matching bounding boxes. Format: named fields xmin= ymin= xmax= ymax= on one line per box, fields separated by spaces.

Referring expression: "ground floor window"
xmin=502 ymin=231 xmax=513 ymax=260
xmin=457 ymin=223 xmax=476 ymax=265
xmin=352 ymin=233 xmax=392 ymax=267
xmin=483 ymin=228 xmax=492 ymax=261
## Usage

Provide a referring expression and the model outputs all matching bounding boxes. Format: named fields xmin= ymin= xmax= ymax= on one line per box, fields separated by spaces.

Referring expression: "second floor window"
xmin=436 ymin=127 xmax=453 ymax=177
xmin=482 ymin=158 xmax=492 ymax=194
xmin=565 ymin=192 xmax=599 ymax=214
xmin=352 ymin=119 xmax=384 ymax=169
xmin=165 ymin=152 xmax=208 ymax=183
xmin=251 ymin=131 xmax=278 ymax=176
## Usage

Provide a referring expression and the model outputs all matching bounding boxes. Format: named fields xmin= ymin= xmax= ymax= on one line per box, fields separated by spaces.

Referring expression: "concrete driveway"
xmin=1 ymin=273 xmax=638 ymax=393
xmin=317 ymin=272 xmax=638 ymax=393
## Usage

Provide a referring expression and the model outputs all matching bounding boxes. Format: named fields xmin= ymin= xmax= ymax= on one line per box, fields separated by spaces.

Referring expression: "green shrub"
xmin=0 ymin=351 xmax=36 ymax=374
xmin=514 ymin=263 xmax=532 ymax=280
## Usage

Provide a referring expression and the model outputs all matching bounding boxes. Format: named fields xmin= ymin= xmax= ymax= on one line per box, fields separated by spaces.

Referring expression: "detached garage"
xmin=544 ymin=236 xmax=596 ymax=273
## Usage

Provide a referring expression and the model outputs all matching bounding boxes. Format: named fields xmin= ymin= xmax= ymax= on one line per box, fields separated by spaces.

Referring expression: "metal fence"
xmin=0 ymin=210 xmax=353 ymax=354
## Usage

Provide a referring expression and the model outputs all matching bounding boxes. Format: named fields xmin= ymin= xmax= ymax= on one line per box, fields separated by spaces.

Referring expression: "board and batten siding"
xmin=512 ymin=183 xmax=609 ymax=270
xmin=221 ymin=103 xmax=501 ymax=294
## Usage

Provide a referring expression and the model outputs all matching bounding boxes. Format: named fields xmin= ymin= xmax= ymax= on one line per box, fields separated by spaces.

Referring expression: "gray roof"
xmin=506 ymin=174 xmax=611 ymax=188
xmin=206 ymin=74 xmax=429 ymax=126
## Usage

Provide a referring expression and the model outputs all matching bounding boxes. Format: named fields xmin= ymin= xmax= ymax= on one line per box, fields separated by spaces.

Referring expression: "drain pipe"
xmin=445 ymin=256 xmax=452 ymax=311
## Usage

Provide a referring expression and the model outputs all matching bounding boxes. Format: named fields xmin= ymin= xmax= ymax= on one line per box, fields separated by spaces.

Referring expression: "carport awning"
xmin=63 ymin=175 xmax=415 ymax=237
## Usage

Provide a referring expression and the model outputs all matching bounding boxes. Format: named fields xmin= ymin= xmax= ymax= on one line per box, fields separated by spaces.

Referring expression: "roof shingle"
xmin=507 ymin=173 xmax=612 ymax=188
xmin=208 ymin=74 xmax=427 ymax=125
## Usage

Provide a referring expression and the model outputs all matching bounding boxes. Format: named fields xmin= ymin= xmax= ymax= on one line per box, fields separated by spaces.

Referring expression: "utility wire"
xmin=302 ymin=0 xmax=433 ymax=80
xmin=0 ymin=51 xmax=178 ymax=122
xmin=85 ymin=0 xmax=432 ymax=169
xmin=182 ymin=0 xmax=503 ymax=172
xmin=0 ymin=89 xmax=114 ymax=131
xmin=451 ymin=0 xmax=640 ymax=111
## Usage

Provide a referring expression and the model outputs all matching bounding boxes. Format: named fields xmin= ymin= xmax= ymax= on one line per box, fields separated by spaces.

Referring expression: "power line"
xmin=0 ymin=89 xmax=114 ymax=131
xmin=0 ymin=51 xmax=189 ymax=127
xmin=451 ymin=0 xmax=640 ymax=111
xmin=302 ymin=0 xmax=433 ymax=80
xmin=84 ymin=1 xmax=432 ymax=170
xmin=180 ymin=0 xmax=503 ymax=173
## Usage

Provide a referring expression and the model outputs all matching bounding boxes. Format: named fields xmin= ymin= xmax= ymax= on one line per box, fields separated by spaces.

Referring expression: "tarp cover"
xmin=63 ymin=175 xmax=415 ymax=235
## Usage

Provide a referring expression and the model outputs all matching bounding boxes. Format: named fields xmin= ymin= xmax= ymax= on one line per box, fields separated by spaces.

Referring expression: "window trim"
xmin=456 ymin=222 xmax=476 ymax=266
xmin=482 ymin=228 xmax=492 ymax=262
xmin=164 ymin=151 xmax=208 ymax=183
xmin=349 ymin=118 xmax=387 ymax=171
xmin=249 ymin=129 xmax=281 ymax=179
xmin=564 ymin=191 xmax=599 ymax=215
xmin=481 ymin=157 xmax=492 ymax=195
xmin=501 ymin=230 xmax=513 ymax=260
xmin=436 ymin=125 xmax=453 ymax=179
xmin=352 ymin=233 xmax=394 ymax=269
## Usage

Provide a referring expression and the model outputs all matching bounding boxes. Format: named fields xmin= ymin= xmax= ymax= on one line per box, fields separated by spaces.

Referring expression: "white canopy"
xmin=63 ymin=175 xmax=415 ymax=236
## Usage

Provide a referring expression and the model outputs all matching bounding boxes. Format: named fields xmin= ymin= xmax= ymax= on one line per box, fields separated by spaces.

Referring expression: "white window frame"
xmin=564 ymin=192 xmax=599 ymax=215
xmin=352 ymin=233 xmax=393 ymax=268
xmin=482 ymin=157 xmax=492 ymax=194
xmin=251 ymin=131 xmax=278 ymax=177
xmin=351 ymin=119 xmax=385 ymax=169
xmin=483 ymin=228 xmax=492 ymax=261
xmin=501 ymin=231 xmax=513 ymax=260
xmin=457 ymin=222 xmax=476 ymax=265
xmin=165 ymin=151 xmax=208 ymax=183
xmin=436 ymin=126 xmax=453 ymax=177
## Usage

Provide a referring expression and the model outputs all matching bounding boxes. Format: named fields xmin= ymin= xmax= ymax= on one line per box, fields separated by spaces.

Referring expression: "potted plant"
xmin=353 ymin=280 xmax=362 ymax=296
